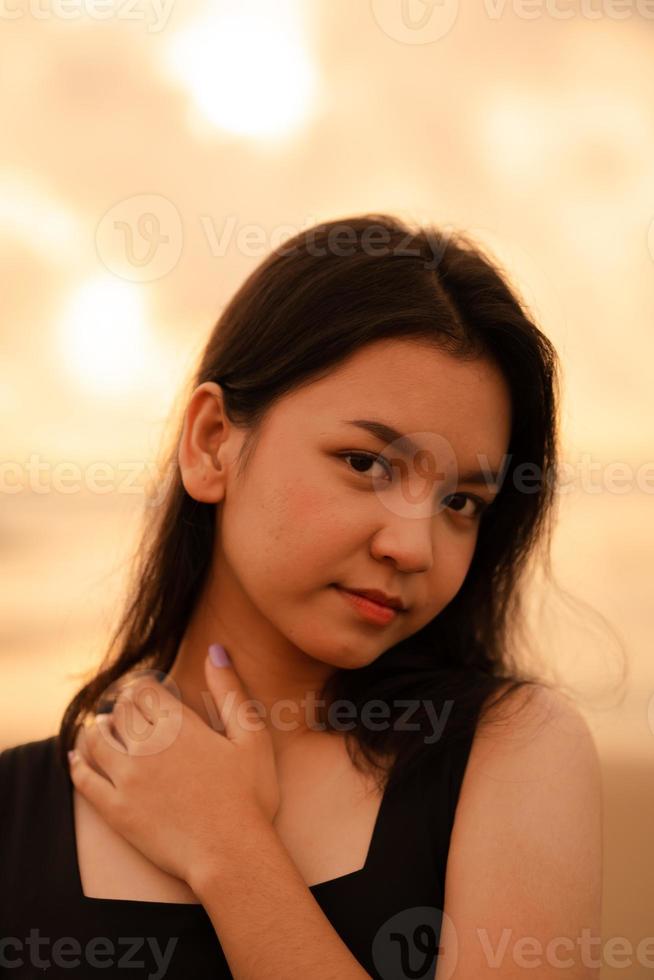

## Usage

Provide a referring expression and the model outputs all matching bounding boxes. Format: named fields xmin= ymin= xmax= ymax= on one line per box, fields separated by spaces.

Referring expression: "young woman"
xmin=0 ymin=214 xmax=602 ymax=979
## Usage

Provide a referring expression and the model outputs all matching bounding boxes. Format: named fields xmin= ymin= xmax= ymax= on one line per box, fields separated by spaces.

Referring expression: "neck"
xmin=165 ymin=588 xmax=337 ymax=759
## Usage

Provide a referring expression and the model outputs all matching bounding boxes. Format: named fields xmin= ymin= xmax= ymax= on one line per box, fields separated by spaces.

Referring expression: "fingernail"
xmin=208 ymin=643 xmax=231 ymax=668
xmin=68 ymin=750 xmax=78 ymax=763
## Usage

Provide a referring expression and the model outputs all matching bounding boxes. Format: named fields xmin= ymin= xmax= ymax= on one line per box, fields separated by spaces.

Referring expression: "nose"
xmin=368 ymin=510 xmax=434 ymax=574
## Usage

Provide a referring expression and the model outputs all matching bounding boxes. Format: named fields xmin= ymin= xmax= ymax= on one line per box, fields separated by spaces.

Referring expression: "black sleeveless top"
xmin=0 ymin=727 xmax=477 ymax=979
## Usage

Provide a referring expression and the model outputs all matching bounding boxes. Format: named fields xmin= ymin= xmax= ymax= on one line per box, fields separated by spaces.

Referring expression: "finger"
xmin=68 ymin=746 xmax=117 ymax=816
xmin=75 ymin=724 xmax=113 ymax=781
xmin=111 ymin=693 xmax=155 ymax=754
xmin=115 ymin=677 xmax=166 ymax=726
xmin=106 ymin=674 xmax=185 ymax=757
xmin=93 ymin=705 xmax=129 ymax=751
xmin=84 ymin=712 xmax=128 ymax=784
xmin=204 ymin=644 xmax=265 ymax=743
xmin=118 ymin=675 xmax=182 ymax=731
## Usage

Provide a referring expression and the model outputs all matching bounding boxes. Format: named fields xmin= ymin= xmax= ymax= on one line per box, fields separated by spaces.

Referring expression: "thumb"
xmin=204 ymin=643 xmax=265 ymax=741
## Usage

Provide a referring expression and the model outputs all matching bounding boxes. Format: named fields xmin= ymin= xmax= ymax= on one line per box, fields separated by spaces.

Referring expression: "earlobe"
xmin=179 ymin=461 xmax=225 ymax=503
xmin=178 ymin=434 xmax=226 ymax=502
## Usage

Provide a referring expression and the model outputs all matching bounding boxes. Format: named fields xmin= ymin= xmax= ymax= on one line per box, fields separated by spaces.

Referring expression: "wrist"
xmin=189 ymin=807 xmax=273 ymax=900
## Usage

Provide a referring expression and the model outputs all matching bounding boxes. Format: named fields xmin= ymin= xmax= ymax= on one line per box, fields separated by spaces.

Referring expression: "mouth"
xmin=333 ymin=585 xmax=406 ymax=611
xmin=331 ymin=585 xmax=403 ymax=626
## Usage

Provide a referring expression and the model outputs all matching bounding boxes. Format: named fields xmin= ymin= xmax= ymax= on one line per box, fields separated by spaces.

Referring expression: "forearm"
xmin=191 ymin=813 xmax=372 ymax=980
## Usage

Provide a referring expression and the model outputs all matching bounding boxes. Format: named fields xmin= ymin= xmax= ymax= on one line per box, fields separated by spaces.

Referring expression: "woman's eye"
xmin=341 ymin=452 xmax=393 ymax=481
xmin=341 ymin=454 xmax=490 ymax=519
xmin=442 ymin=493 xmax=487 ymax=520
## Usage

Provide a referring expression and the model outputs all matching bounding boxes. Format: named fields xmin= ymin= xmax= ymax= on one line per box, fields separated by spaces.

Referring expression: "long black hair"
xmin=58 ymin=213 xmax=569 ymax=794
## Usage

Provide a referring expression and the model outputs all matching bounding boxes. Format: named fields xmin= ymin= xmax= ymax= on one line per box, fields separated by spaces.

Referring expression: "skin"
xmin=166 ymin=336 xmax=512 ymax=759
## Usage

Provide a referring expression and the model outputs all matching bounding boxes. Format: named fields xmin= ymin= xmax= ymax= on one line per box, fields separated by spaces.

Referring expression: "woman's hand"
xmin=68 ymin=647 xmax=281 ymax=887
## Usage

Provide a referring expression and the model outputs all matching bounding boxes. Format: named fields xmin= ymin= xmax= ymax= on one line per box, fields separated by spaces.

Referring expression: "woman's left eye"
xmin=341 ymin=451 xmax=393 ymax=481
xmin=442 ymin=493 xmax=488 ymax=520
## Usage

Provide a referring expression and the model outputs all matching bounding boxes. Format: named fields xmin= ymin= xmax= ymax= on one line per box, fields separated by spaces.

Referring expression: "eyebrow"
xmin=341 ymin=418 xmax=503 ymax=489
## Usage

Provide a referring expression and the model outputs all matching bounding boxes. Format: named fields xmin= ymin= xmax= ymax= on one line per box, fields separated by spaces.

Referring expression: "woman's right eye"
xmin=340 ymin=451 xmax=393 ymax=481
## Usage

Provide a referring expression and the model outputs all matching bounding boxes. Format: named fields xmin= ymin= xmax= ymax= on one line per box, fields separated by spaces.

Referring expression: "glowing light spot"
xmin=57 ymin=277 xmax=150 ymax=396
xmin=165 ymin=0 xmax=316 ymax=140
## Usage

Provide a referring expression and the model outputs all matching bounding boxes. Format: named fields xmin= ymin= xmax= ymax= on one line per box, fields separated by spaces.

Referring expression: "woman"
xmin=0 ymin=214 xmax=602 ymax=979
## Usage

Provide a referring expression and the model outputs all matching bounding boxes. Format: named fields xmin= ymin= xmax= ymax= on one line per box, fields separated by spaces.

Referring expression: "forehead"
xmin=275 ymin=339 xmax=513 ymax=457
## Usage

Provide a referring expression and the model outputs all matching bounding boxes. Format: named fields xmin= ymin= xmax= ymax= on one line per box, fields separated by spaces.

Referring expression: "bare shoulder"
xmin=436 ymin=683 xmax=603 ymax=979
xmin=469 ymin=682 xmax=602 ymax=781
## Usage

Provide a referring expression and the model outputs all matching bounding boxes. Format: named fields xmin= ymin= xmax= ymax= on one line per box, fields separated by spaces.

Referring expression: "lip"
xmin=340 ymin=587 xmax=406 ymax=611
xmin=333 ymin=586 xmax=400 ymax=626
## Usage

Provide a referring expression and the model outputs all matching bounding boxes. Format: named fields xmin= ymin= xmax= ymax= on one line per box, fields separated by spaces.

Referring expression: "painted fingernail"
xmin=208 ymin=643 xmax=231 ymax=668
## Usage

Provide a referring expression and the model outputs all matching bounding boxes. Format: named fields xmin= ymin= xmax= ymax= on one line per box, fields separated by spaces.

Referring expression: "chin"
xmin=314 ymin=637 xmax=387 ymax=671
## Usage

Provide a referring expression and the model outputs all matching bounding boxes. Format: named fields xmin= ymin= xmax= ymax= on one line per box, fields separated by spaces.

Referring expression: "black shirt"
xmin=0 ymin=728 xmax=476 ymax=979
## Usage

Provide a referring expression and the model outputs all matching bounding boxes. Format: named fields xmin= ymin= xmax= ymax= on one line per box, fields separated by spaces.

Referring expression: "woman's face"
xmin=192 ymin=339 xmax=512 ymax=671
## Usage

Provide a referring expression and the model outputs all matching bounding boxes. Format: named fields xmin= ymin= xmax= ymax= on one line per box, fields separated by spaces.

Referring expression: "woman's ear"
xmin=177 ymin=382 xmax=231 ymax=503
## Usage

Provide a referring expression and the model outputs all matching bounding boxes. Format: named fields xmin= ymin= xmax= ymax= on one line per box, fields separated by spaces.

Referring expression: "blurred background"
xmin=1 ymin=0 xmax=652 ymax=973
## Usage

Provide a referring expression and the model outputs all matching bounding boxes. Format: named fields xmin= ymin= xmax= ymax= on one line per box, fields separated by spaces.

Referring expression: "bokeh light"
xmin=165 ymin=0 xmax=317 ymax=141
xmin=56 ymin=276 xmax=150 ymax=396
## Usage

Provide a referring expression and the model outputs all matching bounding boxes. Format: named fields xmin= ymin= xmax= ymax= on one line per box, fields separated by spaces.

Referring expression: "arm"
xmin=435 ymin=685 xmax=603 ymax=980
xmin=189 ymin=814 xmax=372 ymax=980
xmin=71 ymin=680 xmax=372 ymax=979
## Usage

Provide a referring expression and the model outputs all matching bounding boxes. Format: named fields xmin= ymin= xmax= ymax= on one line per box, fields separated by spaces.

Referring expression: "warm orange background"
xmin=1 ymin=2 xmax=653 ymax=975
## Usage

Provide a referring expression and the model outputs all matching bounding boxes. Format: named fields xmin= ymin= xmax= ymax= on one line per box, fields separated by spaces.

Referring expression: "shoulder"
xmin=462 ymin=681 xmax=603 ymax=839
xmin=455 ymin=682 xmax=602 ymax=829
xmin=1 ymin=734 xmax=59 ymax=770
xmin=0 ymin=735 xmax=61 ymax=804
xmin=437 ymin=684 xmax=602 ymax=977
xmin=1 ymin=735 xmax=63 ymax=839
xmin=471 ymin=682 xmax=602 ymax=779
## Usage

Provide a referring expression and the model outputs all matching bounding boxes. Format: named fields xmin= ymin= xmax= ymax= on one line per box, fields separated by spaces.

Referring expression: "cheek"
xmin=281 ymin=481 xmax=327 ymax=524
xmin=271 ymin=474 xmax=345 ymax=530
xmin=227 ymin=478 xmax=347 ymax=580
xmin=271 ymin=483 xmax=354 ymax=567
